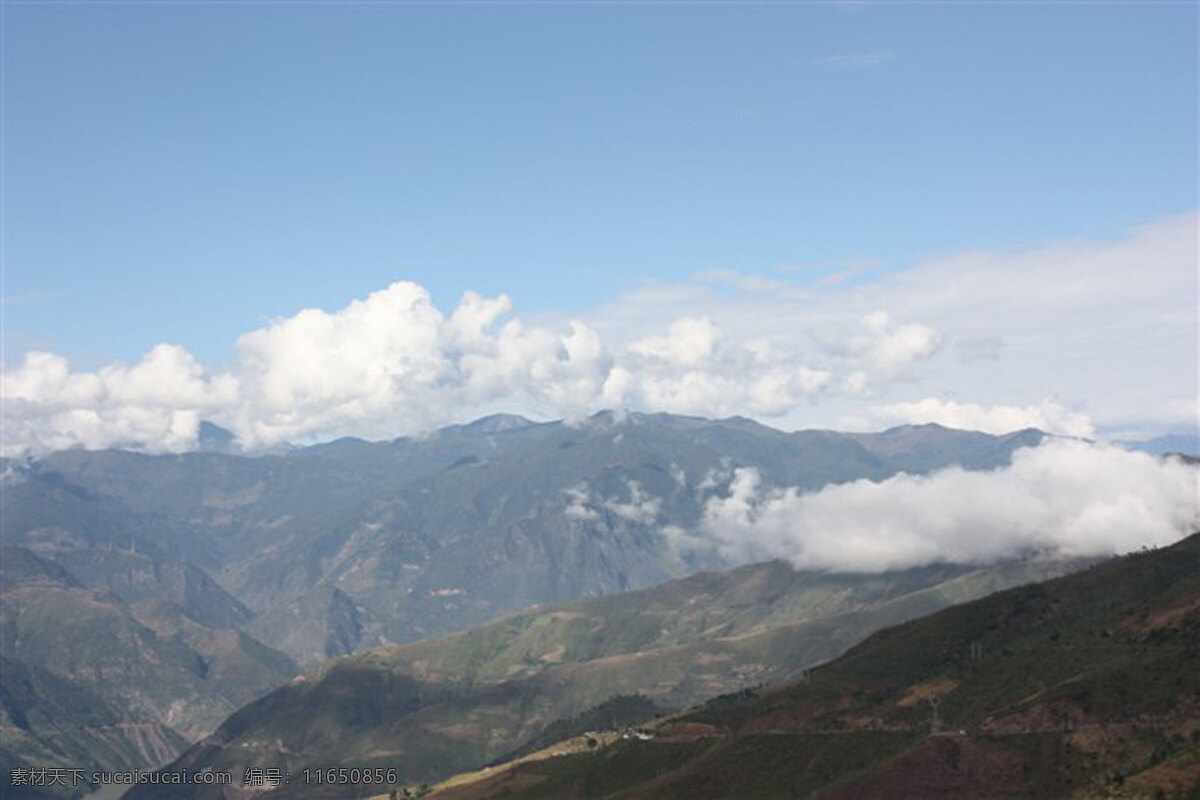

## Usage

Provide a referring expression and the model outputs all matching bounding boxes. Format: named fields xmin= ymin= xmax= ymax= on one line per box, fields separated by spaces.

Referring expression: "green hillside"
xmin=127 ymin=554 xmax=1089 ymax=798
xmin=0 ymin=547 xmax=297 ymax=792
xmin=0 ymin=414 xmax=1067 ymax=786
xmin=431 ymin=533 xmax=1200 ymax=799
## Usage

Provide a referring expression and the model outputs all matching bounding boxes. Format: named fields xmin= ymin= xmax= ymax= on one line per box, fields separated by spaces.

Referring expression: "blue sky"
xmin=2 ymin=2 xmax=1196 ymax=453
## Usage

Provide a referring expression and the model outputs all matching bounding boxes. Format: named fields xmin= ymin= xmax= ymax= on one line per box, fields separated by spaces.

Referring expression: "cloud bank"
xmin=700 ymin=440 xmax=1200 ymax=572
xmin=2 ymin=346 xmax=238 ymax=454
xmin=0 ymin=283 xmax=871 ymax=455
xmin=583 ymin=212 xmax=1197 ymax=441
xmin=4 ymin=283 xmax=624 ymax=454
xmin=2 ymin=214 xmax=1194 ymax=455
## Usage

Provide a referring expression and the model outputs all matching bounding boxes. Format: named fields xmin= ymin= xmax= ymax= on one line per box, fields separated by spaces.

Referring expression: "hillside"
xmin=427 ymin=532 xmax=1200 ymax=800
xmin=0 ymin=547 xmax=296 ymax=796
xmin=0 ymin=414 xmax=1067 ymax=789
xmin=125 ymin=554 xmax=1089 ymax=798
xmin=8 ymin=414 xmax=1047 ymax=664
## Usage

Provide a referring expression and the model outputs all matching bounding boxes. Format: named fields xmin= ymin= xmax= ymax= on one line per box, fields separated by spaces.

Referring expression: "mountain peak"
xmin=197 ymin=420 xmax=236 ymax=452
xmin=880 ymin=422 xmax=952 ymax=434
xmin=459 ymin=414 xmax=539 ymax=434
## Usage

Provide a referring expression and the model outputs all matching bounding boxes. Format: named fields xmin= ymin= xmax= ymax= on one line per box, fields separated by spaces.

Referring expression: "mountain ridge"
xmin=8 ymin=412 xmax=1161 ymax=795
xmin=422 ymin=532 xmax=1200 ymax=800
xmin=129 ymin=554 xmax=1094 ymax=797
xmin=7 ymin=413 xmax=1058 ymax=665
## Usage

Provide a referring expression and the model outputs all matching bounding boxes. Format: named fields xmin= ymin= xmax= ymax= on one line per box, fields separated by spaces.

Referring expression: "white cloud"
xmin=743 ymin=337 xmax=784 ymax=366
xmin=860 ymin=312 xmax=942 ymax=375
xmin=796 ymin=366 xmax=834 ymax=395
xmin=564 ymin=484 xmax=600 ymax=521
xmin=871 ymin=398 xmax=1095 ymax=438
xmin=697 ymin=458 xmax=735 ymax=491
xmin=2 ymin=346 xmax=236 ymax=454
xmin=583 ymin=212 xmax=1196 ymax=437
xmin=842 ymin=370 xmax=871 ymax=398
xmin=2 ymin=282 xmax=612 ymax=455
xmin=628 ymin=317 xmax=720 ymax=368
xmin=603 ymin=481 xmax=662 ymax=524
xmin=635 ymin=371 xmax=743 ymax=417
xmin=561 ymin=481 xmax=663 ymax=525
xmin=812 ymin=311 xmax=942 ymax=380
xmin=228 ymin=282 xmax=450 ymax=446
xmin=1 ymin=213 xmax=1193 ymax=454
xmin=616 ymin=314 xmax=838 ymax=418
xmin=701 ymin=440 xmax=1200 ymax=572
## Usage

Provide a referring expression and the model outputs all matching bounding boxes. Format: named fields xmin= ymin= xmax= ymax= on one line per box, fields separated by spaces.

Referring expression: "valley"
xmin=413 ymin=533 xmax=1200 ymax=799
xmin=1 ymin=413 xmax=1194 ymax=799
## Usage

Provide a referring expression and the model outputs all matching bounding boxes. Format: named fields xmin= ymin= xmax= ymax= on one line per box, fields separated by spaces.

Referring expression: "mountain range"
xmin=409 ymin=532 xmax=1200 ymax=800
xmin=2 ymin=412 xmax=1173 ymax=798
xmin=131 ymin=555 xmax=1091 ymax=798
xmin=2 ymin=413 xmax=1046 ymax=667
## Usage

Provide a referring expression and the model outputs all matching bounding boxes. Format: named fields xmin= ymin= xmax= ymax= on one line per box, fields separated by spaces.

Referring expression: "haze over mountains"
xmin=1 ymin=413 xmax=1197 ymax=798
xmin=2 ymin=412 xmax=1119 ymax=665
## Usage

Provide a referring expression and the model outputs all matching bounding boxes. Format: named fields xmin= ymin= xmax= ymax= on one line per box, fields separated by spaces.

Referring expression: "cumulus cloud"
xmin=871 ymin=398 xmax=1096 ymax=438
xmin=2 ymin=346 xmax=236 ymax=454
xmin=812 ymin=311 xmax=942 ymax=382
xmin=628 ymin=317 xmax=720 ymax=368
xmin=583 ymin=213 xmax=1196 ymax=438
xmin=615 ymin=315 xmax=838 ymax=418
xmin=2 ymin=279 xmax=857 ymax=455
xmin=860 ymin=312 xmax=941 ymax=375
xmin=3 ymin=282 xmax=613 ymax=455
xmin=2 ymin=213 xmax=1191 ymax=454
xmin=700 ymin=440 xmax=1200 ymax=572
